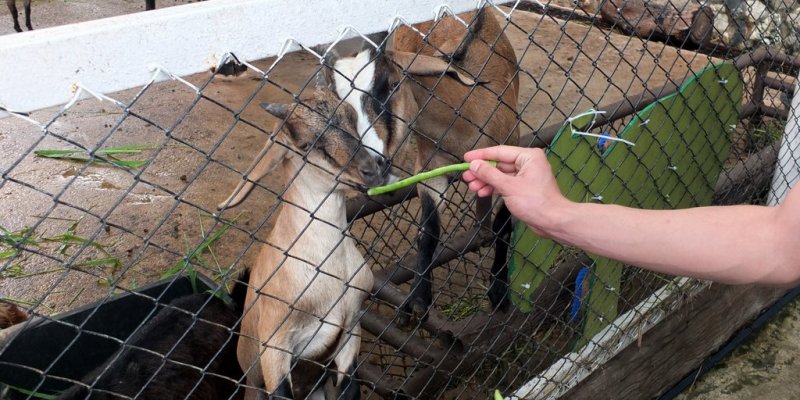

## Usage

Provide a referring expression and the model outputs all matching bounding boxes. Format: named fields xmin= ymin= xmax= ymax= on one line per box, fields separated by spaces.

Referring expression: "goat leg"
xmin=487 ymin=202 xmax=512 ymax=312
xmin=398 ymin=190 xmax=440 ymax=329
xmin=336 ymin=361 xmax=361 ymax=400
xmin=271 ymin=378 xmax=293 ymax=400
xmin=7 ymin=0 xmax=21 ymax=33
xmin=23 ymin=0 xmax=30 ymax=30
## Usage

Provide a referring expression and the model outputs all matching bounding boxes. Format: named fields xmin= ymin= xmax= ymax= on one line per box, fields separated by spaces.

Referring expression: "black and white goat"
xmin=218 ymin=73 xmax=381 ymax=399
xmin=5 ymin=0 xmax=31 ymax=32
xmin=322 ymin=8 xmax=519 ymax=326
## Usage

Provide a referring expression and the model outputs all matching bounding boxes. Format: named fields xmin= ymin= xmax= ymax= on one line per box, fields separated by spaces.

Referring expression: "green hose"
xmin=367 ymin=160 xmax=497 ymax=196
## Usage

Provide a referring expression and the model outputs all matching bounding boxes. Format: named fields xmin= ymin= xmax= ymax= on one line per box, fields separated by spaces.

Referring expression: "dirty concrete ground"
xmin=1 ymin=1 xmax=797 ymax=399
xmin=674 ymin=295 xmax=800 ymax=400
xmin=0 ymin=0 xmax=201 ymax=35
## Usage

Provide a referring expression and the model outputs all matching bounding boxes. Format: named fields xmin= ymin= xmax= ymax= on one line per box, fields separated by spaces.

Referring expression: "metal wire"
xmin=0 ymin=1 xmax=797 ymax=399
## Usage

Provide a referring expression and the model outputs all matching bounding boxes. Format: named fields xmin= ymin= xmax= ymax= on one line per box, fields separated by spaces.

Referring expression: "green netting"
xmin=509 ymin=63 xmax=743 ymax=347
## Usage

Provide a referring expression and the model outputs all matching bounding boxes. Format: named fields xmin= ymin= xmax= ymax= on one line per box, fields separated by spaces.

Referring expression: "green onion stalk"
xmin=367 ymin=160 xmax=497 ymax=196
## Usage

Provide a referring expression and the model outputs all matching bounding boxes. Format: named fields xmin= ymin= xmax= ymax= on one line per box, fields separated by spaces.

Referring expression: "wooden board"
xmin=563 ymin=284 xmax=787 ymax=399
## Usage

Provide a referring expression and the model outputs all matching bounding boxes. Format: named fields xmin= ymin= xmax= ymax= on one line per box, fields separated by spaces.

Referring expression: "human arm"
xmin=463 ymin=145 xmax=800 ymax=286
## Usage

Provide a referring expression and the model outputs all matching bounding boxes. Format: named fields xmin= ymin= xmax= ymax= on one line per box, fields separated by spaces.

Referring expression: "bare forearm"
xmin=463 ymin=147 xmax=800 ymax=286
xmin=539 ymin=201 xmax=798 ymax=285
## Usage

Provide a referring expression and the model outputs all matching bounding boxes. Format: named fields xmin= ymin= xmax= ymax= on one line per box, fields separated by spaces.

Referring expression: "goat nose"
xmin=360 ymin=166 xmax=384 ymax=187
xmin=374 ymin=155 xmax=392 ymax=175
xmin=360 ymin=167 xmax=377 ymax=178
xmin=374 ymin=156 xmax=387 ymax=169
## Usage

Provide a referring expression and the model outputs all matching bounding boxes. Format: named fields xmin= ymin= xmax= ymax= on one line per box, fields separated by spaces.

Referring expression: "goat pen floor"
xmin=0 ymin=1 xmax=713 ymax=322
xmin=3 ymin=1 xmax=797 ymax=399
xmin=673 ymin=294 xmax=800 ymax=400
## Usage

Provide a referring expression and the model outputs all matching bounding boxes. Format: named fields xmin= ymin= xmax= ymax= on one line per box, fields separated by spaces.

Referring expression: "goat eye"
xmin=300 ymin=142 xmax=312 ymax=152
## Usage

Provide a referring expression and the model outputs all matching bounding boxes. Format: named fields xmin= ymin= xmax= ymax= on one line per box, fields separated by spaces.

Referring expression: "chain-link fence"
xmin=0 ymin=0 xmax=798 ymax=399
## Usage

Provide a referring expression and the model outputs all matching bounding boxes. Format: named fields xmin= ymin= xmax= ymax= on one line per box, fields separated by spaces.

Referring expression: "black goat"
xmin=59 ymin=272 xmax=249 ymax=400
xmin=5 ymin=0 xmax=32 ymax=33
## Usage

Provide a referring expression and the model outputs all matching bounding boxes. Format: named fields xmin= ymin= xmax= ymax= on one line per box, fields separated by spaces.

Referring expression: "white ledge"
xmin=0 ymin=0 xmax=481 ymax=116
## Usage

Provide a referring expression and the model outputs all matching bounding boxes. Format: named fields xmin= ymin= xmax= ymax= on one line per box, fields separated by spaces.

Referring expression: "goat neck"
xmin=268 ymin=157 xmax=350 ymax=265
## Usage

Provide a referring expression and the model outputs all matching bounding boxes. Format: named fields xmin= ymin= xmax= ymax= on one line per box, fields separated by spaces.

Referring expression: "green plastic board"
xmin=508 ymin=63 xmax=743 ymax=348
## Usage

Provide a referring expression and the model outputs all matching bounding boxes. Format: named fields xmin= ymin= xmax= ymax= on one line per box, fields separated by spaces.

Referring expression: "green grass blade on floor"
xmin=161 ymin=212 xmax=242 ymax=294
xmin=34 ymin=144 xmax=158 ymax=169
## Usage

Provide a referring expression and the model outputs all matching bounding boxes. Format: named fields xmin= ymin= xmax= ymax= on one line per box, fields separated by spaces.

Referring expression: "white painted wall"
xmin=0 ymin=0 xmax=483 ymax=116
xmin=768 ymin=75 xmax=800 ymax=205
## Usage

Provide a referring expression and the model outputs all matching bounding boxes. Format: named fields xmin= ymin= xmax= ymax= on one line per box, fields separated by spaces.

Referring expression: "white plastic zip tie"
xmin=434 ymin=4 xmax=469 ymax=26
xmin=572 ymin=131 xmax=636 ymax=147
xmin=566 ymin=109 xmax=635 ymax=146
xmin=566 ymin=109 xmax=606 ymax=124
xmin=218 ymin=53 xmax=266 ymax=77
xmin=0 ymin=105 xmax=45 ymax=129
xmin=276 ymin=38 xmax=301 ymax=61
xmin=256 ymin=37 xmax=304 ymax=76
xmin=389 ymin=15 xmax=427 ymax=38
xmin=64 ymin=82 xmax=127 ymax=111
xmin=481 ymin=0 xmax=531 ymax=19
xmin=270 ymin=37 xmax=346 ymax=72
xmin=241 ymin=60 xmax=266 ymax=77
xmin=330 ymin=25 xmax=378 ymax=53
xmin=147 ymin=64 xmax=201 ymax=94
xmin=639 ymin=118 xmax=650 ymax=126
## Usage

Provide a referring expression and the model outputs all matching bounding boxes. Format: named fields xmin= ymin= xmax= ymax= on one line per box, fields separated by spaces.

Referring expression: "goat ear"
xmin=386 ymin=50 xmax=484 ymax=86
xmin=321 ymin=46 xmax=339 ymax=66
xmin=363 ymin=32 xmax=389 ymax=52
xmin=314 ymin=47 xmax=339 ymax=90
xmin=315 ymin=68 xmax=333 ymax=90
xmin=218 ymin=135 xmax=289 ymax=210
xmin=260 ymin=102 xmax=290 ymax=120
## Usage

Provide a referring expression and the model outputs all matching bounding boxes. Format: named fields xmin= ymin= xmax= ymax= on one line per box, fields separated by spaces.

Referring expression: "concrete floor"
xmin=674 ymin=295 xmax=800 ymax=400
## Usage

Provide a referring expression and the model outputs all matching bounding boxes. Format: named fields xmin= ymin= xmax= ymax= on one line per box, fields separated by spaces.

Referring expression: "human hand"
xmin=463 ymin=146 xmax=569 ymax=234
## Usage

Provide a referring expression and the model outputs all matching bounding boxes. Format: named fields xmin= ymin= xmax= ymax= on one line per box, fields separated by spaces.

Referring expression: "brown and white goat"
xmin=323 ymin=8 xmax=519 ymax=326
xmin=6 ymin=0 xmax=31 ymax=33
xmin=219 ymin=77 xmax=381 ymax=399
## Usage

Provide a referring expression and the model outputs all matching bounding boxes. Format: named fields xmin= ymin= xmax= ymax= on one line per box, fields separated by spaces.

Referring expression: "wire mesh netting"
xmin=0 ymin=0 xmax=798 ymax=399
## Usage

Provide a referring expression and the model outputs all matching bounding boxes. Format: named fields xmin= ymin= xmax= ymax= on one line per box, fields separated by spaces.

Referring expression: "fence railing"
xmin=0 ymin=1 xmax=797 ymax=399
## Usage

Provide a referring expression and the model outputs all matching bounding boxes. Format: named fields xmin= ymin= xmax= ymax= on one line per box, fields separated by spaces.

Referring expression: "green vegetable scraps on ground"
xmin=0 ymin=226 xmax=38 ymax=260
xmin=35 ymin=144 xmax=158 ymax=169
xmin=161 ymin=212 xmax=241 ymax=295
xmin=0 ymin=220 xmax=124 ymax=287
xmin=367 ymin=160 xmax=497 ymax=196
